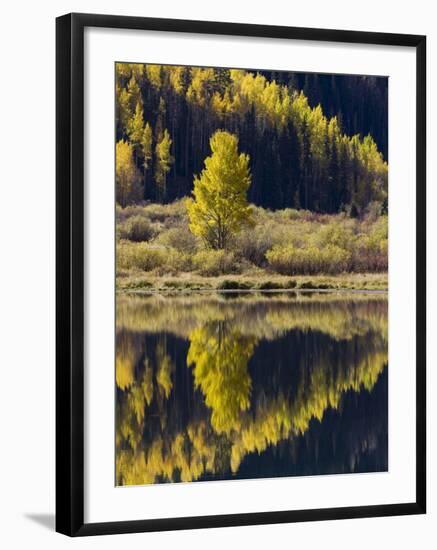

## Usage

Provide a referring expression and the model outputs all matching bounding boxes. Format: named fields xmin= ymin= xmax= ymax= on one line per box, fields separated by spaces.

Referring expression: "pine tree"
xmin=186 ymin=130 xmax=253 ymax=249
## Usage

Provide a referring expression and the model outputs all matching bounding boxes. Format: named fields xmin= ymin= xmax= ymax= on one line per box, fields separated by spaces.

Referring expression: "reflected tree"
xmin=187 ymin=322 xmax=256 ymax=434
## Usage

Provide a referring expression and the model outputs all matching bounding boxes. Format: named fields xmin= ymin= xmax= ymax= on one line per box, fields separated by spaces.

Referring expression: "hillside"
xmin=116 ymin=63 xmax=388 ymax=214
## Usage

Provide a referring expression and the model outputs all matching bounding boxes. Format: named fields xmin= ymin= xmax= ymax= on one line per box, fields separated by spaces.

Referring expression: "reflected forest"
xmin=115 ymin=63 xmax=388 ymax=486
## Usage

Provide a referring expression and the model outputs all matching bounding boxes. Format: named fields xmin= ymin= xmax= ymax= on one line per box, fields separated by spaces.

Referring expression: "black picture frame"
xmin=56 ymin=12 xmax=426 ymax=537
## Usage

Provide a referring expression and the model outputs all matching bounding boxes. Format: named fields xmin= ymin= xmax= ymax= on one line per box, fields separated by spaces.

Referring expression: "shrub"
xmin=119 ymin=215 xmax=156 ymax=242
xmin=192 ymin=249 xmax=237 ymax=276
xmin=142 ymin=199 xmax=187 ymax=225
xmin=257 ymin=281 xmax=283 ymax=290
xmin=311 ymin=221 xmax=356 ymax=251
xmin=364 ymin=200 xmax=384 ymax=222
xmin=163 ymin=249 xmax=193 ymax=273
xmin=277 ymin=208 xmax=306 ymax=221
xmin=266 ymin=244 xmax=351 ymax=275
xmin=116 ymin=200 xmax=388 ymax=276
xmin=117 ymin=241 xmax=166 ymax=271
xmin=155 ymin=226 xmax=198 ymax=253
xmin=298 ymin=280 xmax=315 ymax=289
xmin=320 ymin=245 xmax=352 ymax=273
xmin=217 ymin=279 xmax=251 ymax=290
xmin=117 ymin=241 xmax=193 ymax=274
xmin=117 ymin=203 xmax=149 ymax=222
xmin=234 ymin=221 xmax=295 ymax=266
xmin=370 ymin=214 xmax=388 ymax=241
xmin=352 ymin=234 xmax=388 ymax=272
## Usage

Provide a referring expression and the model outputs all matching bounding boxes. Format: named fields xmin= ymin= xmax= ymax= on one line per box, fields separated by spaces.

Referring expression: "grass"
xmin=116 ymin=271 xmax=388 ymax=292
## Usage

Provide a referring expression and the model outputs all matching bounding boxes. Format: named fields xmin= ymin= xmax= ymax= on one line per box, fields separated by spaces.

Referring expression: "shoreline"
xmin=116 ymin=272 xmax=388 ymax=294
xmin=120 ymin=288 xmax=388 ymax=296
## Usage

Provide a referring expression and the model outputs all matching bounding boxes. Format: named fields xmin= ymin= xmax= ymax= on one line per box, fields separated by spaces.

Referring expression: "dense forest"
xmin=275 ymin=72 xmax=388 ymax=159
xmin=116 ymin=63 xmax=388 ymax=215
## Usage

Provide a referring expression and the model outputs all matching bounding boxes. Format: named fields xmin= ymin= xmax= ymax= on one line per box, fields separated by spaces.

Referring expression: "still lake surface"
xmin=115 ymin=292 xmax=388 ymax=486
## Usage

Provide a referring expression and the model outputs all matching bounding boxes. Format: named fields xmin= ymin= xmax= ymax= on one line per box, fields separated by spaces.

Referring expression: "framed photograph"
xmin=56 ymin=13 xmax=426 ymax=536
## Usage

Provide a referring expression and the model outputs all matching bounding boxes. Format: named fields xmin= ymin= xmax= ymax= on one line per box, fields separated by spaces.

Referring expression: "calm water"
xmin=115 ymin=292 xmax=388 ymax=486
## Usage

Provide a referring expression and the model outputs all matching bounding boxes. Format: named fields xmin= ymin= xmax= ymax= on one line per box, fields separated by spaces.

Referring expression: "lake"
xmin=115 ymin=292 xmax=388 ymax=486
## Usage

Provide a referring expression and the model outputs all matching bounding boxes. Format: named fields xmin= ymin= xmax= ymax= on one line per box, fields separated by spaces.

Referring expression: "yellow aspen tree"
xmin=115 ymin=63 xmax=132 ymax=85
xmin=154 ymin=129 xmax=174 ymax=202
xmin=131 ymin=64 xmax=145 ymax=85
xmin=127 ymin=75 xmax=142 ymax=112
xmin=127 ymin=101 xmax=144 ymax=159
xmin=328 ymin=116 xmax=341 ymax=144
xmin=116 ymin=84 xmax=132 ymax=136
xmin=141 ymin=122 xmax=153 ymax=170
xmin=186 ymin=68 xmax=214 ymax=106
xmin=145 ymin=64 xmax=162 ymax=89
xmin=211 ymin=92 xmax=226 ymax=117
xmin=140 ymin=122 xmax=153 ymax=195
xmin=186 ymin=130 xmax=253 ymax=250
xmin=308 ymin=104 xmax=328 ymax=162
xmin=167 ymin=65 xmax=186 ymax=94
xmin=116 ymin=140 xmax=141 ymax=207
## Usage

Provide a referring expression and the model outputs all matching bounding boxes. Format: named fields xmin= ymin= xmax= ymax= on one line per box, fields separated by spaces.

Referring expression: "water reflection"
xmin=116 ymin=292 xmax=388 ymax=486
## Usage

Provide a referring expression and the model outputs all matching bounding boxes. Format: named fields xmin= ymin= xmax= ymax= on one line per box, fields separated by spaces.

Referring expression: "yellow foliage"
xmin=266 ymin=243 xmax=351 ymax=275
xmin=145 ymin=64 xmax=162 ymax=89
xmin=126 ymin=101 xmax=144 ymax=154
xmin=115 ymin=140 xmax=142 ymax=207
xmin=116 ymin=300 xmax=387 ymax=484
xmin=187 ymin=323 xmax=255 ymax=434
xmin=140 ymin=122 xmax=153 ymax=171
xmin=187 ymin=131 xmax=253 ymax=249
xmin=155 ymin=342 xmax=174 ymax=398
xmin=186 ymin=67 xmax=215 ymax=106
xmin=115 ymin=336 xmax=137 ymax=390
xmin=155 ymin=129 xmax=174 ymax=200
